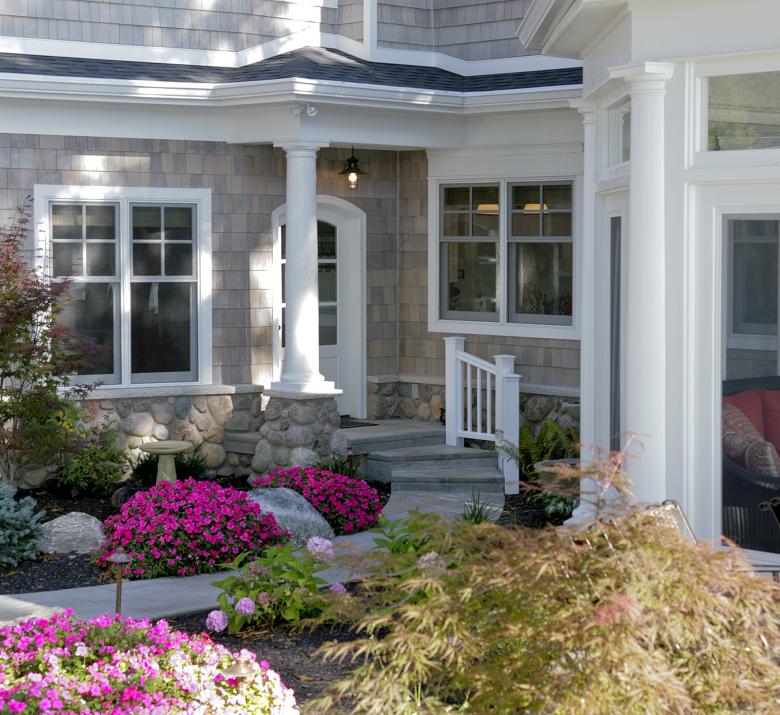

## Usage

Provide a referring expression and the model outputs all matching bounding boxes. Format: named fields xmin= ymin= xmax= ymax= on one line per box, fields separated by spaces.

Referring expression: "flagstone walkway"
xmin=0 ymin=489 xmax=503 ymax=625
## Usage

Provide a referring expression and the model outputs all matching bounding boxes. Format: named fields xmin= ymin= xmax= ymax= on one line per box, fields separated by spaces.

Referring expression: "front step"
xmin=392 ymin=466 xmax=504 ymax=493
xmin=335 ymin=420 xmax=445 ymax=456
xmin=366 ymin=444 xmax=497 ymax=482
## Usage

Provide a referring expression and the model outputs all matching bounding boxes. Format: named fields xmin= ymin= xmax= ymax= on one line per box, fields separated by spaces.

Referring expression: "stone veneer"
xmin=367 ymin=378 xmax=580 ymax=434
xmin=251 ymin=393 xmax=342 ymax=473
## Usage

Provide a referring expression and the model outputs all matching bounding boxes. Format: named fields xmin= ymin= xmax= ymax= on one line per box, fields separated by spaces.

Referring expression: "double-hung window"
xmin=437 ymin=180 xmax=575 ymax=332
xmin=36 ymin=186 xmax=212 ymax=387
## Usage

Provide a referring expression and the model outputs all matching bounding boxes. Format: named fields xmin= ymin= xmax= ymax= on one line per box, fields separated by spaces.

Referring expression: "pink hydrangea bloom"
xmin=306 ymin=536 xmax=335 ymax=562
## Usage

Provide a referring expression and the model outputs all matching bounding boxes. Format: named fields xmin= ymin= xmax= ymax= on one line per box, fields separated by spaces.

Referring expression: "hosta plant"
xmin=211 ymin=537 xmax=334 ymax=633
xmin=253 ymin=467 xmax=382 ymax=534
xmin=310 ymin=451 xmax=780 ymax=714
xmin=97 ymin=478 xmax=287 ymax=579
xmin=0 ymin=610 xmax=298 ymax=714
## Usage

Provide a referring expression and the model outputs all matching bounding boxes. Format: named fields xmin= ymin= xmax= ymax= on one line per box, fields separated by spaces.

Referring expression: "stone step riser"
xmin=393 ymin=484 xmax=505 ymax=494
xmin=367 ymin=455 xmax=497 ymax=481
xmin=346 ymin=434 xmax=445 ymax=454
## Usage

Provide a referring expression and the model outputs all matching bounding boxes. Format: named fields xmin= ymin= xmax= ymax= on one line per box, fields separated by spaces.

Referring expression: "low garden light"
xmin=338 ymin=147 xmax=366 ymax=190
xmin=221 ymin=658 xmax=255 ymax=681
xmin=108 ymin=550 xmax=131 ymax=615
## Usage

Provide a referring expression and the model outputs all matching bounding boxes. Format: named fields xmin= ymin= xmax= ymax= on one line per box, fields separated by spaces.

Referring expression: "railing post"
xmin=494 ymin=354 xmax=521 ymax=495
xmin=444 ymin=336 xmax=465 ymax=447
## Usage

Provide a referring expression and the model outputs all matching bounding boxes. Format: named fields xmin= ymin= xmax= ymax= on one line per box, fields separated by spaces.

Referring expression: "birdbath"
xmin=139 ymin=440 xmax=193 ymax=484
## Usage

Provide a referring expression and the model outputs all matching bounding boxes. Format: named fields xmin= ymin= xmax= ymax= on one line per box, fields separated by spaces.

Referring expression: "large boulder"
xmin=38 ymin=512 xmax=105 ymax=555
xmin=247 ymin=487 xmax=335 ymax=547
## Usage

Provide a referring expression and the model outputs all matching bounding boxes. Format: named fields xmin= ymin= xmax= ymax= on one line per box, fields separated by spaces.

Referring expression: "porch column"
xmin=271 ymin=142 xmax=336 ymax=393
xmin=617 ymin=62 xmax=675 ymax=505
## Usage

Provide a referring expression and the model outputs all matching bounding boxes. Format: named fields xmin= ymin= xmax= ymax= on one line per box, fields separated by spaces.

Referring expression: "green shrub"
xmin=319 ymin=451 xmax=360 ymax=478
xmin=128 ymin=451 xmax=206 ymax=490
xmin=310 ymin=458 xmax=780 ymax=714
xmin=0 ymin=483 xmax=43 ymax=567
xmin=212 ymin=542 xmax=330 ymax=632
xmin=55 ymin=423 xmax=127 ymax=498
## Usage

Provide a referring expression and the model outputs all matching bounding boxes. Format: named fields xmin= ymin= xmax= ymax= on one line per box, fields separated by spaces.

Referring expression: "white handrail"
xmin=444 ymin=336 xmax=521 ymax=495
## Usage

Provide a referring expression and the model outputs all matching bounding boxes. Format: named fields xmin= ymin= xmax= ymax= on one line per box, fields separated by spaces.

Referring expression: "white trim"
xmin=427 ymin=174 xmax=582 ymax=341
xmin=0 ymin=33 xmax=581 ymax=76
xmin=33 ymin=185 xmax=212 ymax=389
xmin=271 ymin=196 xmax=367 ymax=418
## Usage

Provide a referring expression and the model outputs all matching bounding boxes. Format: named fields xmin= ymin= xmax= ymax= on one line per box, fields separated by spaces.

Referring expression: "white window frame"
xmin=33 ymin=185 xmax=212 ymax=389
xmin=428 ymin=177 xmax=580 ymax=340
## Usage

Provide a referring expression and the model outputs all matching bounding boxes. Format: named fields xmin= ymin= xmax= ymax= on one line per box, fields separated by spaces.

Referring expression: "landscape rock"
xmin=123 ymin=413 xmax=155 ymax=438
xmin=38 ymin=512 xmax=104 ymax=554
xmin=251 ymin=441 xmax=273 ymax=474
xmin=199 ymin=443 xmax=226 ymax=469
xmin=289 ymin=447 xmax=318 ymax=467
xmin=247 ymin=487 xmax=335 ymax=547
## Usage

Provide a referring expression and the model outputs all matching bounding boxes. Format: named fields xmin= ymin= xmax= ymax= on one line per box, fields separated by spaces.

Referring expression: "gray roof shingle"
xmin=0 ymin=47 xmax=582 ymax=93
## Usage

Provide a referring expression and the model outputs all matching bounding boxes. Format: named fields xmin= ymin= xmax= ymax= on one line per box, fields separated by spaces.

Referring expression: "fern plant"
xmin=0 ymin=483 xmax=43 ymax=567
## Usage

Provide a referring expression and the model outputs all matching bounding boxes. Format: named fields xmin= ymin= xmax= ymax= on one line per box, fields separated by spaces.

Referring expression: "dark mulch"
xmin=23 ymin=486 xmax=117 ymax=524
xmin=0 ymin=553 xmax=106 ymax=595
xmin=499 ymin=490 xmax=570 ymax=528
xmin=167 ymin=611 xmax=358 ymax=710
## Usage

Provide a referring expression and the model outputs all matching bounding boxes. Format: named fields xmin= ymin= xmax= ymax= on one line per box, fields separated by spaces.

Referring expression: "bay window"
xmin=436 ymin=180 xmax=575 ymax=332
xmin=36 ymin=186 xmax=211 ymax=387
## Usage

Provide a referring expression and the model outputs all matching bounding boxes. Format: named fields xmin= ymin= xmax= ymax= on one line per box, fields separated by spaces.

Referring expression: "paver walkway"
xmin=0 ymin=489 xmax=503 ymax=625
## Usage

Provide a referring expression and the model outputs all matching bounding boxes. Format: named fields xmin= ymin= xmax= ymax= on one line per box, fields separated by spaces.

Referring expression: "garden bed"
xmin=21 ymin=485 xmax=116 ymax=523
xmin=0 ymin=553 xmax=104 ymax=594
xmin=167 ymin=610 xmax=358 ymax=709
xmin=499 ymin=490 xmax=570 ymax=528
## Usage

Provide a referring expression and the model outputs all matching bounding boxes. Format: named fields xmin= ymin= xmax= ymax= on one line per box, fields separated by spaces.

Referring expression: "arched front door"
xmin=272 ymin=197 xmax=366 ymax=418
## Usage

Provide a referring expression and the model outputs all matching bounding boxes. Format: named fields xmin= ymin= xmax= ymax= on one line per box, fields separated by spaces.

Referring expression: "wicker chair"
xmin=722 ymin=377 xmax=780 ymax=554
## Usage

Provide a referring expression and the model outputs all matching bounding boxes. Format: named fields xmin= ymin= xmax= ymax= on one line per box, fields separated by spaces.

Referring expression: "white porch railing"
xmin=444 ymin=336 xmax=521 ymax=495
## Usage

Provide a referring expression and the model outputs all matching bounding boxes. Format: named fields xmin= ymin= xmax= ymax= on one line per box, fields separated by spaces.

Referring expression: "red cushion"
xmin=761 ymin=389 xmax=780 ymax=454
xmin=724 ymin=389 xmax=765 ymax=437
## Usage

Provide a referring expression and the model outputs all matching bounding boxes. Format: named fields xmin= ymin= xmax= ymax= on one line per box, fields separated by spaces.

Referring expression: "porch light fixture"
xmin=339 ymin=147 xmax=366 ymax=190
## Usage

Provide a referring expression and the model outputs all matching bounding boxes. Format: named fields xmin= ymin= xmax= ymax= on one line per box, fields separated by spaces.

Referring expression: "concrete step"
xmin=366 ymin=444 xmax=497 ymax=482
xmin=336 ymin=420 xmax=445 ymax=455
xmin=223 ymin=431 xmax=261 ymax=455
xmin=392 ymin=466 xmax=504 ymax=493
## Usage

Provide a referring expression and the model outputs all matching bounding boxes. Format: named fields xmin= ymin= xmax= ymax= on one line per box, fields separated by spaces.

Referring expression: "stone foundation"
xmin=79 ymin=385 xmax=263 ymax=472
xmin=367 ymin=378 xmax=580 ymax=434
xmin=251 ymin=393 xmax=341 ymax=473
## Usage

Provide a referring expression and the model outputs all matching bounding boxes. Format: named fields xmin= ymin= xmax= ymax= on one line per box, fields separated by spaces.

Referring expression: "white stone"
xmin=247 ymin=487 xmax=335 ymax=547
xmin=289 ymin=447 xmax=318 ymax=467
xmin=38 ymin=512 xmax=104 ymax=555
xmin=330 ymin=431 xmax=350 ymax=456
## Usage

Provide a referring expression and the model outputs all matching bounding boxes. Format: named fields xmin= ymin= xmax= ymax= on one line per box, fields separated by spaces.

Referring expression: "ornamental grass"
xmin=308 ymin=448 xmax=780 ymax=714
xmin=97 ymin=478 xmax=287 ymax=579
xmin=0 ymin=610 xmax=298 ymax=714
xmin=253 ymin=467 xmax=382 ymax=534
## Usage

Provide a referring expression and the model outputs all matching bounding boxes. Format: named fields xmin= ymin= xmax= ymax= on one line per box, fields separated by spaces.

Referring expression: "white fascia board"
xmin=0 ymin=71 xmax=582 ymax=115
xmin=0 ymin=32 xmax=580 ymax=76
xmin=516 ymin=0 xmax=575 ymax=51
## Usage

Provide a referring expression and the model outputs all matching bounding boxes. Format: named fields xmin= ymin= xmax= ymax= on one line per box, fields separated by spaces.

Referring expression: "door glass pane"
xmin=133 ymin=206 xmax=162 ymax=240
xmin=319 ymin=305 xmax=337 ymax=346
xmin=722 ymin=216 xmax=780 ymax=556
xmin=52 ymin=205 xmax=82 ymax=240
xmin=59 ymin=283 xmax=116 ymax=377
xmin=86 ymin=206 xmax=115 ymax=240
xmin=86 ymin=243 xmax=115 ymax=276
xmin=441 ymin=242 xmax=497 ymax=316
xmin=317 ymin=221 xmax=336 ymax=258
xmin=164 ymin=207 xmax=192 ymax=241
xmin=510 ymin=242 xmax=573 ymax=321
xmin=318 ymin=263 xmax=337 ymax=302
xmin=131 ymin=282 xmax=194 ymax=376
xmin=133 ymin=244 xmax=162 ymax=276
xmin=165 ymin=243 xmax=193 ymax=276
xmin=53 ymin=242 xmax=83 ymax=276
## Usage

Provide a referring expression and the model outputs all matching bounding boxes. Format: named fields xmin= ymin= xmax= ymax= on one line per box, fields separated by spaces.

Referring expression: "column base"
xmin=268 ymin=381 xmax=342 ymax=397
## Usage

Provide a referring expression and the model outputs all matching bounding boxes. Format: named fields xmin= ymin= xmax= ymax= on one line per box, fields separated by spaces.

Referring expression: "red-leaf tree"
xmin=0 ymin=201 xmax=92 ymax=485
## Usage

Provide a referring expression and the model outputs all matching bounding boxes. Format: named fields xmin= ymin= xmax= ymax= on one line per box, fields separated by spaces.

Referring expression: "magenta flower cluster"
xmin=252 ymin=467 xmax=383 ymax=534
xmin=0 ymin=610 xmax=298 ymax=714
xmin=97 ymin=478 xmax=288 ymax=579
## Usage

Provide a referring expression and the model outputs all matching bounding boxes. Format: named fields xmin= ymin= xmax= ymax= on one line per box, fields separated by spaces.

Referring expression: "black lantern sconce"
xmin=339 ymin=147 xmax=366 ymax=190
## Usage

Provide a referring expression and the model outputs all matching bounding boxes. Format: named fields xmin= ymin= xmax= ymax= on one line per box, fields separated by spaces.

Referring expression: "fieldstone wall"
xmin=251 ymin=394 xmax=341 ymax=473
xmin=367 ymin=378 xmax=580 ymax=434
xmin=79 ymin=387 xmax=263 ymax=472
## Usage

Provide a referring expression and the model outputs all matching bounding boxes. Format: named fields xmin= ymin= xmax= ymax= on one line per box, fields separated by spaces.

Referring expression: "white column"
xmin=618 ymin=63 xmax=674 ymax=505
xmin=567 ymin=103 xmax=598 ymax=524
xmin=271 ymin=142 xmax=337 ymax=394
xmin=444 ymin=336 xmax=465 ymax=447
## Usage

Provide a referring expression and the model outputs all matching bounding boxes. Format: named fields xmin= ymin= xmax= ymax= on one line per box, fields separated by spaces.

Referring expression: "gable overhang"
xmin=518 ymin=0 xmax=628 ymax=58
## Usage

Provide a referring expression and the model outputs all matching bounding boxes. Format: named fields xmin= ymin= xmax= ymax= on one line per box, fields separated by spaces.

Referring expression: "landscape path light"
xmin=108 ymin=550 xmax=131 ymax=615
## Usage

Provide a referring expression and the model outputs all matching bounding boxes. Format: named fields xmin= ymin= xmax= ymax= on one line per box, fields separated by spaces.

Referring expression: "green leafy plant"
xmin=0 ymin=203 xmax=93 ymax=485
xmin=55 ymin=422 xmax=127 ymax=498
xmin=371 ymin=511 xmax=438 ymax=557
xmin=212 ymin=543 xmax=329 ymax=632
xmin=128 ymin=451 xmax=206 ymax=490
xmin=0 ymin=482 xmax=43 ymax=567
xmin=461 ymin=492 xmax=499 ymax=524
xmin=309 ymin=453 xmax=780 ymax=714
xmin=319 ymin=451 xmax=360 ymax=478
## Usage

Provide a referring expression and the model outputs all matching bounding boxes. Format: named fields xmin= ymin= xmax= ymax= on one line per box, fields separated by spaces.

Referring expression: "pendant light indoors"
xmin=339 ymin=147 xmax=366 ymax=190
